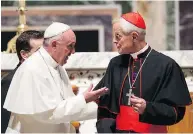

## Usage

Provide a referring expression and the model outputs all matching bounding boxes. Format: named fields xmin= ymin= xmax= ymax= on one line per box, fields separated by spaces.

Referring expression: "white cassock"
xmin=3 ymin=46 xmax=97 ymax=133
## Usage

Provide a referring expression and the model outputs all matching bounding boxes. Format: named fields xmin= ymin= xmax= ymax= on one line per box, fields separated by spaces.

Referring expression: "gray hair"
xmin=112 ymin=18 xmax=120 ymax=24
xmin=43 ymin=33 xmax=63 ymax=46
xmin=120 ymin=18 xmax=146 ymax=41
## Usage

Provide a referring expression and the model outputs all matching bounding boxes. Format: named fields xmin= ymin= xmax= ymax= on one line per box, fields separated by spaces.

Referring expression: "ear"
xmin=20 ymin=50 xmax=29 ymax=60
xmin=132 ymin=32 xmax=139 ymax=40
xmin=51 ymin=40 xmax=57 ymax=50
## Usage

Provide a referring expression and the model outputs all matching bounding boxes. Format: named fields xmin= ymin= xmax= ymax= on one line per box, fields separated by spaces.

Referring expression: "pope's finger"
xmin=95 ymin=87 xmax=108 ymax=96
xmin=87 ymin=84 xmax=93 ymax=92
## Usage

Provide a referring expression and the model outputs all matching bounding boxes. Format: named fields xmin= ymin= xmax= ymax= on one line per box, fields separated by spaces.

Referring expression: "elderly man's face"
xmin=55 ymin=30 xmax=76 ymax=65
xmin=112 ymin=22 xmax=120 ymax=51
xmin=114 ymin=27 xmax=136 ymax=54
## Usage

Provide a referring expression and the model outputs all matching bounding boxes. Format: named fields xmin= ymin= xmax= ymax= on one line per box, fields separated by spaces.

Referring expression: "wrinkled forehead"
xmin=113 ymin=22 xmax=120 ymax=28
xmin=113 ymin=22 xmax=122 ymax=31
xmin=113 ymin=25 xmax=124 ymax=36
xmin=62 ymin=29 xmax=76 ymax=42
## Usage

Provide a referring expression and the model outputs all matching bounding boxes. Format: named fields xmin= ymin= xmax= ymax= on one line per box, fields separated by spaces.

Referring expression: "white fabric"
xmin=120 ymin=18 xmax=145 ymax=34
xmin=44 ymin=22 xmax=71 ymax=38
xmin=130 ymin=44 xmax=149 ymax=59
xmin=3 ymin=46 xmax=97 ymax=133
xmin=79 ymin=119 xmax=97 ymax=134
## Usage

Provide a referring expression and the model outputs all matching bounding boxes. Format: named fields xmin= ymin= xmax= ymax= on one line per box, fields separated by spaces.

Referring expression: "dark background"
xmin=1 ymin=30 xmax=99 ymax=52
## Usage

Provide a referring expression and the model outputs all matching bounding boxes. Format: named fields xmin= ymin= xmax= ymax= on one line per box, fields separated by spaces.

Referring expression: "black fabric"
xmin=1 ymin=64 xmax=20 ymax=133
xmin=97 ymin=107 xmax=117 ymax=120
xmin=96 ymin=118 xmax=116 ymax=133
xmin=94 ymin=47 xmax=192 ymax=132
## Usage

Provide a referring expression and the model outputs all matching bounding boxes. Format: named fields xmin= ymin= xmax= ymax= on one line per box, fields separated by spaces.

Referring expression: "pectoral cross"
xmin=126 ymin=88 xmax=133 ymax=106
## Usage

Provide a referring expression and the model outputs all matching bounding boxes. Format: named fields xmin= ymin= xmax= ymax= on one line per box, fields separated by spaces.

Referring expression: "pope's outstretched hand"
xmin=83 ymin=84 xmax=108 ymax=103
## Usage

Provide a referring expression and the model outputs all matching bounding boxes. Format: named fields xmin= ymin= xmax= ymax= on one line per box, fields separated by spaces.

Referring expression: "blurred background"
xmin=1 ymin=0 xmax=193 ymax=53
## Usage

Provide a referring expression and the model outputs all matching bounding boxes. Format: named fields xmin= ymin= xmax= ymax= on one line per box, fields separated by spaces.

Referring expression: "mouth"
xmin=116 ymin=44 xmax=121 ymax=49
xmin=65 ymin=55 xmax=70 ymax=61
xmin=117 ymin=47 xmax=121 ymax=50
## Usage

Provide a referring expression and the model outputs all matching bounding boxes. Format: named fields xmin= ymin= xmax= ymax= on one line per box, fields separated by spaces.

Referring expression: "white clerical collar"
xmin=130 ymin=44 xmax=149 ymax=59
xmin=39 ymin=46 xmax=59 ymax=68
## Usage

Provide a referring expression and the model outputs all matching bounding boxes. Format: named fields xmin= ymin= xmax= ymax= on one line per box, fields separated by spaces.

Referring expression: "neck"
xmin=133 ymin=41 xmax=147 ymax=53
xmin=130 ymin=41 xmax=148 ymax=59
xmin=20 ymin=59 xmax=24 ymax=63
xmin=43 ymin=45 xmax=59 ymax=65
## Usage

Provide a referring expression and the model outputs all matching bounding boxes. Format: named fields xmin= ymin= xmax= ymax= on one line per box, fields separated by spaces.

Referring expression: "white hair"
xmin=120 ymin=18 xmax=146 ymax=35
xmin=112 ymin=18 xmax=120 ymax=24
xmin=43 ymin=33 xmax=63 ymax=46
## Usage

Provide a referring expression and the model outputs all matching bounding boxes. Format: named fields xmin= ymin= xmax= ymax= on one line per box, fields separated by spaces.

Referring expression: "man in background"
xmin=1 ymin=30 xmax=43 ymax=133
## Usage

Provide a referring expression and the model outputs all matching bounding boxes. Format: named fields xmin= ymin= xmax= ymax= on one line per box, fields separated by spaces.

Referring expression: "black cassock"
xmin=94 ymin=47 xmax=192 ymax=133
xmin=1 ymin=63 xmax=20 ymax=133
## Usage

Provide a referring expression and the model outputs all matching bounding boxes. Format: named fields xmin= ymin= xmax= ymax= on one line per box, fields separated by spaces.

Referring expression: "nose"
xmin=113 ymin=38 xmax=117 ymax=44
xmin=113 ymin=37 xmax=117 ymax=43
xmin=113 ymin=39 xmax=118 ymax=46
xmin=115 ymin=42 xmax=121 ymax=49
xmin=71 ymin=48 xmax=75 ymax=54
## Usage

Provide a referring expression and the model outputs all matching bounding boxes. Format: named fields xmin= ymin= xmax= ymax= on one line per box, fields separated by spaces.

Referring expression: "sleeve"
xmin=74 ymin=102 xmax=98 ymax=121
xmin=93 ymin=60 xmax=113 ymax=91
xmin=93 ymin=60 xmax=113 ymax=109
xmin=93 ymin=76 xmax=105 ymax=91
xmin=32 ymin=95 xmax=99 ymax=124
xmin=140 ymin=61 xmax=191 ymax=125
xmin=140 ymin=102 xmax=186 ymax=125
xmin=93 ymin=60 xmax=117 ymax=132
xmin=96 ymin=118 xmax=116 ymax=133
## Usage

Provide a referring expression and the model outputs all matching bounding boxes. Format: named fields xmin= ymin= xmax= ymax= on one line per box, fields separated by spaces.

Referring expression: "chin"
xmin=63 ymin=60 xmax=67 ymax=65
xmin=118 ymin=50 xmax=125 ymax=54
xmin=59 ymin=61 xmax=65 ymax=66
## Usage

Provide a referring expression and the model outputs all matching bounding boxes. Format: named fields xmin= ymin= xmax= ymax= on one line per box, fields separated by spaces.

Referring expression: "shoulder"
xmin=151 ymin=49 xmax=180 ymax=69
xmin=109 ymin=54 xmax=130 ymax=66
xmin=15 ymin=52 xmax=43 ymax=77
xmin=20 ymin=52 xmax=42 ymax=71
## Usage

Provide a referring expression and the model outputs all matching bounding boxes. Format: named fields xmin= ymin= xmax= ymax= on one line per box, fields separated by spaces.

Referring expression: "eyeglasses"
xmin=115 ymin=33 xmax=122 ymax=42
xmin=67 ymin=44 xmax=75 ymax=50
xmin=56 ymin=40 xmax=75 ymax=51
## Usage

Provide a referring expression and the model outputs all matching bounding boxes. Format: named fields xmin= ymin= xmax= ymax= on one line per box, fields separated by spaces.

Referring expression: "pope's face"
xmin=55 ymin=30 xmax=76 ymax=66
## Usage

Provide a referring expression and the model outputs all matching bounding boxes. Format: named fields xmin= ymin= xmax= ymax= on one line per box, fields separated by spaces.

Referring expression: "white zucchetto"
xmin=44 ymin=22 xmax=71 ymax=38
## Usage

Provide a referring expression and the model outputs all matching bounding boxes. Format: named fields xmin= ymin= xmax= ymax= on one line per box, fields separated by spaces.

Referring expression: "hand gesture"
xmin=130 ymin=95 xmax=146 ymax=114
xmin=83 ymin=84 xmax=108 ymax=103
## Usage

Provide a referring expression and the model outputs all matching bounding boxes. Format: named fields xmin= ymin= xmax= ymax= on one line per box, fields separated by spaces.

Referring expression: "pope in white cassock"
xmin=3 ymin=22 xmax=108 ymax=133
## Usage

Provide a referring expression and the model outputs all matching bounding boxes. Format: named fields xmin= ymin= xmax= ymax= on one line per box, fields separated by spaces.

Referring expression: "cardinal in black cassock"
xmin=94 ymin=12 xmax=192 ymax=133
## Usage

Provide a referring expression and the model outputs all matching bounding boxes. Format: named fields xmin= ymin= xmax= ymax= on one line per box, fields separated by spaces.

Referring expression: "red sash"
xmin=116 ymin=105 xmax=151 ymax=133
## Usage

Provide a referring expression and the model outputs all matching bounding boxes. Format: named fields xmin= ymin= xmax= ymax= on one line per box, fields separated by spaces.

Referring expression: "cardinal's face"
xmin=115 ymin=29 xmax=136 ymax=54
